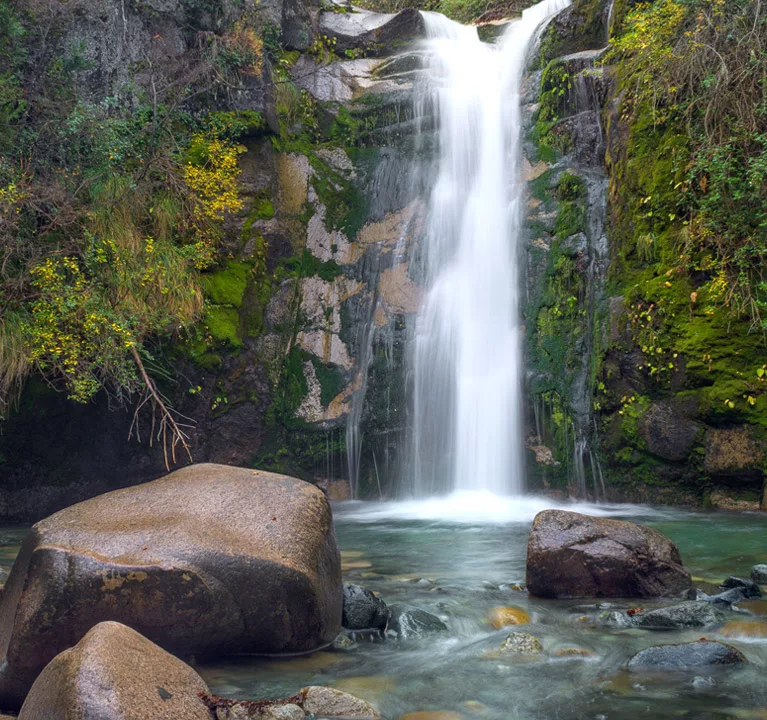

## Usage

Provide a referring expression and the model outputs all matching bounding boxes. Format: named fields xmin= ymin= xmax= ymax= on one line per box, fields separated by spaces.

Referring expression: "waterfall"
xmin=409 ymin=0 xmax=570 ymax=498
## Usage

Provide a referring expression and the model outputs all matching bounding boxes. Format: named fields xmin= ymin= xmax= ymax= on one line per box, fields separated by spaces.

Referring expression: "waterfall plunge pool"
xmin=1 ymin=502 xmax=767 ymax=717
xmin=202 ymin=500 xmax=767 ymax=720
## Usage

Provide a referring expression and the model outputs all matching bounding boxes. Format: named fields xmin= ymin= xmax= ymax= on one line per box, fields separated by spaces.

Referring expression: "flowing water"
xmin=195 ymin=500 xmax=767 ymax=719
xmin=409 ymin=1 xmax=570 ymax=497
xmin=2 ymin=504 xmax=767 ymax=718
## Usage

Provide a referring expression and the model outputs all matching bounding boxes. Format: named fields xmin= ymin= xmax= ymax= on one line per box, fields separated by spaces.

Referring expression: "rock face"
xmin=0 ymin=464 xmax=342 ymax=709
xmin=18 ymin=621 xmax=211 ymax=720
xmin=627 ymin=640 xmax=747 ymax=671
xmin=526 ymin=510 xmax=691 ymax=599
xmin=342 ymin=584 xmax=390 ymax=633
xmin=319 ymin=8 xmax=425 ymax=55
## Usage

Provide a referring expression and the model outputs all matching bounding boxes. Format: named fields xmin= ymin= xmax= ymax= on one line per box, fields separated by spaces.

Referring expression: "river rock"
xmin=388 ymin=604 xmax=447 ymax=639
xmin=721 ymin=576 xmax=762 ymax=598
xmin=751 ymin=564 xmax=767 ymax=584
xmin=0 ymin=464 xmax=342 ymax=709
xmin=342 ymin=584 xmax=390 ymax=633
xmin=18 ymin=621 xmax=211 ymax=720
xmin=633 ymin=601 xmax=725 ymax=630
xmin=300 ymin=686 xmax=380 ymax=719
xmin=526 ymin=510 xmax=691 ymax=599
xmin=215 ymin=704 xmax=306 ymax=720
xmin=499 ymin=632 xmax=543 ymax=656
xmin=627 ymin=640 xmax=747 ymax=671
xmin=488 ymin=606 xmax=531 ymax=629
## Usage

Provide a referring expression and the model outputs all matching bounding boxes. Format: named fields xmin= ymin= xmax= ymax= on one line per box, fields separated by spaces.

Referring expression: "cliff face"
xmin=0 ymin=0 xmax=424 ymax=519
xmin=2 ymin=0 xmax=764 ymax=518
xmin=524 ymin=0 xmax=767 ymax=509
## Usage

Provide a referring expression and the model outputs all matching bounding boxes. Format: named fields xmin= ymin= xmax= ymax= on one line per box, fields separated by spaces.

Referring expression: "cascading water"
xmin=409 ymin=0 xmax=570 ymax=497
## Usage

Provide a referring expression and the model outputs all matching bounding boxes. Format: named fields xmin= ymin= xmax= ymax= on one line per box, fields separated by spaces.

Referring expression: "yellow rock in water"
xmin=739 ymin=599 xmax=767 ymax=617
xmin=488 ymin=606 xmax=531 ymax=629
xmin=332 ymin=676 xmax=395 ymax=705
xmin=554 ymin=647 xmax=596 ymax=658
xmin=719 ymin=620 xmax=767 ymax=639
xmin=399 ymin=713 xmax=464 ymax=720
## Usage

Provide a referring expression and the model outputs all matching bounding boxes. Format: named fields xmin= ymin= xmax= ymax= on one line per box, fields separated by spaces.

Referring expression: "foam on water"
xmin=335 ymin=490 xmax=666 ymax=524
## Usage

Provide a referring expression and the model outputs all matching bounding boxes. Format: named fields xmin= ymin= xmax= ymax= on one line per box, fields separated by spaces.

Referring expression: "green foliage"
xmin=554 ymin=202 xmax=585 ymax=238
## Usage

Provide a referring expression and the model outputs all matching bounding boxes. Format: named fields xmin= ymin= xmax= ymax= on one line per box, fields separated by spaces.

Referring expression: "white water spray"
xmin=410 ymin=0 xmax=570 ymax=497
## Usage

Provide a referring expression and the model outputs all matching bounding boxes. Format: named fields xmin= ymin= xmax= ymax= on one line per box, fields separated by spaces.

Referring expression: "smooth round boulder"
xmin=627 ymin=640 xmax=747 ymax=671
xmin=19 ymin=621 xmax=211 ymax=719
xmin=0 ymin=464 xmax=342 ymax=709
xmin=526 ymin=510 xmax=691 ymax=599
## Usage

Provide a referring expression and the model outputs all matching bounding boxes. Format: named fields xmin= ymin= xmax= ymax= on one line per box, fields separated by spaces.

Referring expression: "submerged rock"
xmin=633 ymin=601 xmax=725 ymax=630
xmin=750 ymin=564 xmax=767 ymax=585
xmin=300 ymin=686 xmax=380 ymax=719
xmin=488 ymin=606 xmax=531 ymax=629
xmin=0 ymin=464 xmax=342 ymax=709
xmin=526 ymin=510 xmax=691 ymax=599
xmin=628 ymin=640 xmax=747 ymax=671
xmin=18 ymin=621 xmax=211 ymax=720
xmin=387 ymin=604 xmax=447 ymax=639
xmin=342 ymin=584 xmax=390 ymax=633
xmin=719 ymin=620 xmax=767 ymax=639
xmin=499 ymin=632 xmax=544 ymax=656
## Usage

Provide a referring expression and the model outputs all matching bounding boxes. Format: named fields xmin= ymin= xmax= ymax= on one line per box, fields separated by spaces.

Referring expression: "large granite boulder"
xmin=18 ymin=621 xmax=211 ymax=719
xmin=0 ymin=464 xmax=342 ymax=709
xmin=526 ymin=510 xmax=691 ymax=599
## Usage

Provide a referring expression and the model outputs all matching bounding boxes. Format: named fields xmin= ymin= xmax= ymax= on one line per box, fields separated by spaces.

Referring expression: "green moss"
xmin=253 ymin=197 xmax=275 ymax=220
xmin=308 ymin=152 xmax=368 ymax=238
xmin=555 ymin=171 xmax=585 ymax=202
xmin=201 ymin=263 xmax=250 ymax=307
xmin=311 ymin=357 xmax=346 ymax=406
xmin=554 ymin=202 xmax=585 ymax=238
xmin=205 ymin=306 xmax=242 ymax=348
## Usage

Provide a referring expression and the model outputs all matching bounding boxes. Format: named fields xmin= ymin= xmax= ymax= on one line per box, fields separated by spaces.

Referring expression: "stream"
xmin=2 ymin=500 xmax=767 ymax=717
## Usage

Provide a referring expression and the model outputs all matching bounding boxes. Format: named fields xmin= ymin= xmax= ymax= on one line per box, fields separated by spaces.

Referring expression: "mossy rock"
xmin=201 ymin=263 xmax=250 ymax=308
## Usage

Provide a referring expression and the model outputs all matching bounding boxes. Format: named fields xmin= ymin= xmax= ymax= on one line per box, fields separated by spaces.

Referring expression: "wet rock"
xmin=721 ymin=576 xmax=761 ymax=598
xmin=399 ymin=713 xmax=464 ymax=720
xmin=704 ymin=426 xmax=765 ymax=478
xmin=633 ymin=601 xmax=725 ymax=630
xmin=751 ymin=564 xmax=767 ymax=585
xmin=526 ymin=510 xmax=691 ymax=599
xmin=388 ymin=604 xmax=447 ymax=639
xmin=331 ymin=629 xmax=359 ymax=651
xmin=638 ymin=401 xmax=701 ymax=462
xmin=628 ymin=640 xmax=747 ymax=671
xmin=488 ymin=606 xmax=531 ymax=629
xmin=705 ymin=588 xmax=751 ymax=608
xmin=319 ymin=8 xmax=425 ymax=55
xmin=342 ymin=584 xmax=390 ymax=633
xmin=598 ymin=610 xmax=637 ymax=629
xmin=300 ymin=685 xmax=380 ymax=719
xmin=18 ymin=621 xmax=210 ymax=720
xmin=554 ymin=647 xmax=596 ymax=658
xmin=216 ymin=703 xmax=305 ymax=720
xmin=0 ymin=464 xmax=342 ymax=710
xmin=499 ymin=632 xmax=544 ymax=656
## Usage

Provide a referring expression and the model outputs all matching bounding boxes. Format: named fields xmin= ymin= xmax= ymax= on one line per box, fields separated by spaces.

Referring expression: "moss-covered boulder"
xmin=0 ymin=464 xmax=342 ymax=709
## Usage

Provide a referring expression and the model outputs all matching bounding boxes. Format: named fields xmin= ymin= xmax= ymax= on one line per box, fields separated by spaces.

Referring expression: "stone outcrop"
xmin=319 ymin=8 xmax=425 ymax=55
xmin=18 ymin=621 xmax=211 ymax=720
xmin=526 ymin=510 xmax=691 ymax=599
xmin=0 ymin=464 xmax=342 ymax=709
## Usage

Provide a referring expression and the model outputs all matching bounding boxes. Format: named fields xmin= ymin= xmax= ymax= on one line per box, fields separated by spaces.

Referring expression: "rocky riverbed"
xmin=1 ymin=469 xmax=767 ymax=718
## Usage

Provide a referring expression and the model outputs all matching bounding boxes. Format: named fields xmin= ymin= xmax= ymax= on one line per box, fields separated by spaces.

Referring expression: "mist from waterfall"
xmin=409 ymin=0 xmax=570 ymax=497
